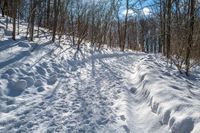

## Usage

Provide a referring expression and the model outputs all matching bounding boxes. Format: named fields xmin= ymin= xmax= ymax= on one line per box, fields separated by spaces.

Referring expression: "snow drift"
xmin=131 ymin=55 xmax=200 ymax=133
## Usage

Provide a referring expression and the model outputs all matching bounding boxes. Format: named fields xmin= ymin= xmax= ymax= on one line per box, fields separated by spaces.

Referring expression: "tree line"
xmin=0 ymin=0 xmax=200 ymax=75
xmin=159 ymin=0 xmax=199 ymax=75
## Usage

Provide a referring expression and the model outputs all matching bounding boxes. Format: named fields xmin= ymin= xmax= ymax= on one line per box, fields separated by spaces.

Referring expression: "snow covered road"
xmin=0 ymin=36 xmax=200 ymax=133
xmin=0 ymin=39 xmax=170 ymax=133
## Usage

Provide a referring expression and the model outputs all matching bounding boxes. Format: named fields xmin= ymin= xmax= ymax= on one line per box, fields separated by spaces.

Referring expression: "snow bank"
xmin=132 ymin=55 xmax=200 ymax=133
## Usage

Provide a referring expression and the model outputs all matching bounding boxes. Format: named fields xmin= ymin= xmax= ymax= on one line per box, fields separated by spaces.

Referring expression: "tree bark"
xmin=185 ymin=0 xmax=195 ymax=76
xmin=46 ymin=0 xmax=50 ymax=27
xmin=52 ymin=0 xmax=60 ymax=42
xmin=29 ymin=0 xmax=36 ymax=41
xmin=0 ymin=0 xmax=5 ymax=17
xmin=160 ymin=0 xmax=165 ymax=54
xmin=166 ymin=0 xmax=171 ymax=59
xmin=122 ymin=0 xmax=129 ymax=51
xmin=12 ymin=0 xmax=17 ymax=40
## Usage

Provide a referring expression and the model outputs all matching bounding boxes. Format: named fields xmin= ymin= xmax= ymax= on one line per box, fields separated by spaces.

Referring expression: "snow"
xmin=22 ymin=76 xmax=35 ymax=87
xmin=0 ymin=22 xmax=5 ymax=40
xmin=18 ymin=42 xmax=31 ymax=48
xmin=34 ymin=79 xmax=43 ymax=87
xmin=0 ymin=15 xmax=200 ymax=133
xmin=128 ymin=55 xmax=200 ymax=133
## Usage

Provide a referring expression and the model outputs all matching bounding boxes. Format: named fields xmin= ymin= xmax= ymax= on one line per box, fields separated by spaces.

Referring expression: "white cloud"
xmin=143 ymin=7 xmax=150 ymax=15
xmin=122 ymin=9 xmax=136 ymax=16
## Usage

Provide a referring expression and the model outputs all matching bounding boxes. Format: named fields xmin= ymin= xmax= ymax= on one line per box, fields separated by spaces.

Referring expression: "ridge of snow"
xmin=129 ymin=55 xmax=200 ymax=133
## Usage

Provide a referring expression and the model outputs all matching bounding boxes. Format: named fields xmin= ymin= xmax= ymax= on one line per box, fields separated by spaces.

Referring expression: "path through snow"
xmin=0 ymin=37 xmax=168 ymax=133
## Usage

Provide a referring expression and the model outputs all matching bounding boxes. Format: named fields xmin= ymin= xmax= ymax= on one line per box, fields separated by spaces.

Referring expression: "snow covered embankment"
xmin=132 ymin=55 xmax=200 ymax=133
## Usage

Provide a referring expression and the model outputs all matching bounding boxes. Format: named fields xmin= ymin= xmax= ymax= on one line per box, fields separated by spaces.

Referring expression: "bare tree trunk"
xmin=52 ymin=0 xmax=60 ymax=42
xmin=90 ymin=1 xmax=95 ymax=47
xmin=185 ymin=0 xmax=195 ymax=76
xmin=139 ymin=20 xmax=145 ymax=52
xmin=122 ymin=0 xmax=129 ymax=51
xmin=160 ymin=0 xmax=165 ymax=54
xmin=46 ymin=0 xmax=50 ymax=27
xmin=70 ymin=2 xmax=75 ymax=45
xmin=166 ymin=0 xmax=171 ymax=59
xmin=0 ymin=0 xmax=5 ymax=17
xmin=12 ymin=0 xmax=17 ymax=40
xmin=109 ymin=24 xmax=113 ymax=48
xmin=37 ymin=2 xmax=42 ymax=38
xmin=17 ymin=9 xmax=20 ymax=35
xmin=162 ymin=0 xmax=167 ymax=55
xmin=117 ymin=13 xmax=122 ymax=50
xmin=146 ymin=39 xmax=148 ymax=53
xmin=29 ymin=0 xmax=36 ymax=41
xmin=6 ymin=14 xmax=8 ymax=29
xmin=0 ymin=7 xmax=4 ymax=17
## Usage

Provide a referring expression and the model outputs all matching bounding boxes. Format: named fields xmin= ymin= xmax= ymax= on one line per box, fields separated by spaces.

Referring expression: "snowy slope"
xmin=0 ymin=16 xmax=200 ymax=133
xmin=129 ymin=55 xmax=200 ymax=133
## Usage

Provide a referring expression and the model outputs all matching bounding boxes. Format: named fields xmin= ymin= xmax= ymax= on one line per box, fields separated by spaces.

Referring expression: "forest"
xmin=0 ymin=0 xmax=199 ymax=75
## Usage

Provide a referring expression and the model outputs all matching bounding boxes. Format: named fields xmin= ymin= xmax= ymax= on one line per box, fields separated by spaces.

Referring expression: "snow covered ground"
xmin=0 ymin=16 xmax=200 ymax=133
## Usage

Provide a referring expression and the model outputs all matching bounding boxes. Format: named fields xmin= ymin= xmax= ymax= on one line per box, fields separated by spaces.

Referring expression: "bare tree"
xmin=12 ymin=0 xmax=17 ymax=40
xmin=122 ymin=0 xmax=129 ymax=51
xmin=52 ymin=0 xmax=60 ymax=42
xmin=166 ymin=0 xmax=172 ymax=59
xmin=0 ymin=0 xmax=5 ymax=17
xmin=185 ymin=0 xmax=195 ymax=76
xmin=29 ymin=0 xmax=37 ymax=41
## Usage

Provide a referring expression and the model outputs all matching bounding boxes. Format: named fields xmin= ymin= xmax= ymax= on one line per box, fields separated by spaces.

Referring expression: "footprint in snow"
xmin=21 ymin=76 xmax=35 ymax=87
xmin=37 ymin=86 xmax=45 ymax=92
xmin=130 ymin=87 xmax=137 ymax=94
xmin=47 ymin=74 xmax=57 ymax=85
xmin=120 ymin=115 xmax=126 ymax=121
xmin=52 ymin=66 xmax=62 ymax=73
xmin=5 ymin=68 xmax=16 ymax=75
xmin=96 ymin=117 xmax=109 ymax=125
xmin=122 ymin=125 xmax=130 ymax=133
xmin=46 ymin=68 xmax=52 ymax=73
xmin=34 ymin=79 xmax=43 ymax=87
xmin=7 ymin=79 xmax=27 ymax=97
xmin=113 ymin=95 xmax=119 ymax=100
xmin=117 ymin=89 xmax=121 ymax=94
xmin=36 ymin=66 xmax=46 ymax=75
xmin=41 ymin=62 xmax=49 ymax=68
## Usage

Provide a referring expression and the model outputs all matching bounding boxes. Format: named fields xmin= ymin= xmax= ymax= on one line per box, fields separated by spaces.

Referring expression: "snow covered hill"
xmin=0 ymin=16 xmax=200 ymax=133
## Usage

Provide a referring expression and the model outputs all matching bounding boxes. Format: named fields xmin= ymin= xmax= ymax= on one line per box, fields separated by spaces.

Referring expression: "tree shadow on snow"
xmin=0 ymin=50 xmax=30 ymax=69
xmin=0 ymin=38 xmax=26 ymax=52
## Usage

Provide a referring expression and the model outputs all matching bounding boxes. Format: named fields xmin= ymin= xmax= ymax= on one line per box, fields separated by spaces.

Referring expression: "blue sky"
xmin=120 ymin=0 xmax=153 ymax=17
xmin=85 ymin=0 xmax=153 ymax=17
